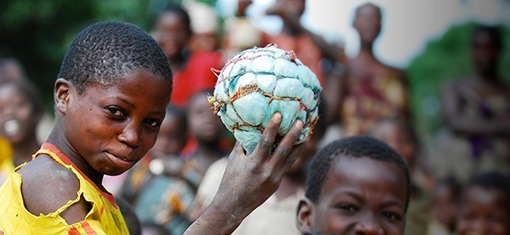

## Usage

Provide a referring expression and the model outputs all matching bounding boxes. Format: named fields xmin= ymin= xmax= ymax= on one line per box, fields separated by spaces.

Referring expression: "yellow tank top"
xmin=0 ymin=143 xmax=129 ymax=234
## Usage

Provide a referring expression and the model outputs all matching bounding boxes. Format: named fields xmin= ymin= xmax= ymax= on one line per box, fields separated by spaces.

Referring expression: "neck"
xmin=359 ymin=42 xmax=375 ymax=55
xmin=46 ymin=128 xmax=104 ymax=187
xmin=281 ymin=21 xmax=302 ymax=36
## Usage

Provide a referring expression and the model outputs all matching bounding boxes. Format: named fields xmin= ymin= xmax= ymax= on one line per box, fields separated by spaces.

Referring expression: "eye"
xmin=382 ymin=211 xmax=402 ymax=222
xmin=144 ymin=118 xmax=161 ymax=128
xmin=335 ymin=204 xmax=358 ymax=213
xmin=106 ymin=106 xmax=126 ymax=118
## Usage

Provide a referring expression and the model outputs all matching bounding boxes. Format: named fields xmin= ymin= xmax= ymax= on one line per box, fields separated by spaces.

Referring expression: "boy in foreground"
xmin=297 ymin=136 xmax=410 ymax=234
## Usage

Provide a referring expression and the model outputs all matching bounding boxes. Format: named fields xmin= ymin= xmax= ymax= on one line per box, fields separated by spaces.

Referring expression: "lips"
xmin=104 ymin=151 xmax=135 ymax=170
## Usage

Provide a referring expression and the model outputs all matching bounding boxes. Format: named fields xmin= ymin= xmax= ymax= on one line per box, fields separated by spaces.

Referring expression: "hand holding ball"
xmin=209 ymin=44 xmax=322 ymax=154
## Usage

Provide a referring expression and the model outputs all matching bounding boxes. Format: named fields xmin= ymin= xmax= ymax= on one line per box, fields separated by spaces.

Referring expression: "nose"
xmin=118 ymin=121 xmax=141 ymax=148
xmin=353 ymin=216 xmax=384 ymax=235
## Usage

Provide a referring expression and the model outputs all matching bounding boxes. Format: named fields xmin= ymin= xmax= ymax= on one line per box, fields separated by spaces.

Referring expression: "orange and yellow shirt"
xmin=0 ymin=143 xmax=129 ymax=234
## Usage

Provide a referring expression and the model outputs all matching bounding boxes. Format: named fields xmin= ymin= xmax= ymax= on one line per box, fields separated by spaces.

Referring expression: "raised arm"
xmin=184 ymin=113 xmax=303 ymax=235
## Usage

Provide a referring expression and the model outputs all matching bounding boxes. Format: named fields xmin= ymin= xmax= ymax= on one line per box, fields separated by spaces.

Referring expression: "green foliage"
xmin=0 ymin=0 xmax=180 ymax=111
xmin=406 ymin=22 xmax=510 ymax=138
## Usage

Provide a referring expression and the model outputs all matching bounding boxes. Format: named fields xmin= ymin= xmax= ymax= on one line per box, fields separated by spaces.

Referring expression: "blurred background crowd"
xmin=0 ymin=0 xmax=509 ymax=234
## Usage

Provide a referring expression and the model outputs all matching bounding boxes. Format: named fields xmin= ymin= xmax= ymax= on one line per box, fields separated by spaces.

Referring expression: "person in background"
xmin=151 ymin=3 xmax=223 ymax=107
xmin=262 ymin=0 xmax=346 ymax=125
xmin=456 ymin=171 xmax=510 ymax=235
xmin=184 ymin=1 xmax=221 ymax=53
xmin=427 ymin=175 xmax=461 ymax=235
xmin=220 ymin=0 xmax=262 ymax=61
xmin=0 ymin=79 xmax=44 ymax=185
xmin=341 ymin=2 xmax=410 ymax=136
xmin=439 ymin=24 xmax=510 ymax=182
xmin=117 ymin=196 xmax=142 ymax=235
xmin=0 ymin=57 xmax=26 ymax=81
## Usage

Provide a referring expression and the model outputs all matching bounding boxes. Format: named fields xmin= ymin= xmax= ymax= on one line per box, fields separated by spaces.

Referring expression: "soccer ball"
xmin=209 ymin=44 xmax=322 ymax=154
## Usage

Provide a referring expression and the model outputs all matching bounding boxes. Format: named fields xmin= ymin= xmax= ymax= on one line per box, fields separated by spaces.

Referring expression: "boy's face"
xmin=354 ymin=4 xmax=382 ymax=45
xmin=187 ymin=93 xmax=223 ymax=143
xmin=457 ymin=186 xmax=510 ymax=235
xmin=150 ymin=113 xmax=187 ymax=158
xmin=471 ymin=31 xmax=500 ymax=74
xmin=154 ymin=12 xmax=190 ymax=60
xmin=297 ymin=157 xmax=407 ymax=235
xmin=0 ymin=84 xmax=40 ymax=144
xmin=59 ymin=70 xmax=170 ymax=175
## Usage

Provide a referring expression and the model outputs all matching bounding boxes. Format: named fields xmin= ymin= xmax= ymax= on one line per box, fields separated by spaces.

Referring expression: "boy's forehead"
xmin=465 ymin=186 xmax=506 ymax=203
xmin=327 ymin=156 xmax=407 ymax=191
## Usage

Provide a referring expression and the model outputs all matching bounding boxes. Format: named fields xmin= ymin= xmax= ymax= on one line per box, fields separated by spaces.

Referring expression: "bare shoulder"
xmin=17 ymin=155 xmax=82 ymax=217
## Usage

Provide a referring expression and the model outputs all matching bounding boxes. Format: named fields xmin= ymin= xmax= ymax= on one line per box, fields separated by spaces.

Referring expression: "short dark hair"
xmin=305 ymin=136 xmax=411 ymax=210
xmin=57 ymin=21 xmax=172 ymax=94
xmin=471 ymin=24 xmax=502 ymax=50
xmin=355 ymin=2 xmax=383 ymax=20
xmin=435 ymin=174 xmax=462 ymax=197
xmin=157 ymin=3 xmax=192 ymax=36
xmin=465 ymin=171 xmax=510 ymax=198
xmin=166 ymin=104 xmax=188 ymax=134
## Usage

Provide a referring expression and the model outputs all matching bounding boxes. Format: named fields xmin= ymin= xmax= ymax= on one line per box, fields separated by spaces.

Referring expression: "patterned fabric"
xmin=455 ymin=82 xmax=510 ymax=158
xmin=134 ymin=175 xmax=196 ymax=235
xmin=0 ymin=143 xmax=128 ymax=235
xmin=342 ymin=74 xmax=407 ymax=136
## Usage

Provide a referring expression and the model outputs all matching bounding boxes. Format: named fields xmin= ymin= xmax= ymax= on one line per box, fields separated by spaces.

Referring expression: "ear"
xmin=54 ymin=78 xmax=72 ymax=114
xmin=296 ymin=198 xmax=314 ymax=234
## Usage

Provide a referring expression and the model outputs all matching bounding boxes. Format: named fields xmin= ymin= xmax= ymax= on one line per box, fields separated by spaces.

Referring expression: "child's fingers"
xmin=269 ymin=119 xmax=303 ymax=167
xmin=252 ymin=113 xmax=282 ymax=163
xmin=228 ymin=141 xmax=245 ymax=160
xmin=283 ymin=143 xmax=304 ymax=170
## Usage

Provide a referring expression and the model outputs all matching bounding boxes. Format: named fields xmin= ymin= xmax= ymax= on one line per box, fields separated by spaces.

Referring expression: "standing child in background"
xmin=341 ymin=2 xmax=410 ymax=136
xmin=439 ymin=24 xmax=510 ymax=182
xmin=152 ymin=4 xmax=223 ymax=107
xmin=0 ymin=21 xmax=305 ymax=234
xmin=427 ymin=175 xmax=461 ymax=235
xmin=296 ymin=136 xmax=410 ymax=235
xmin=456 ymin=171 xmax=510 ymax=235
xmin=0 ymin=79 xmax=44 ymax=184
xmin=181 ymin=89 xmax=228 ymax=186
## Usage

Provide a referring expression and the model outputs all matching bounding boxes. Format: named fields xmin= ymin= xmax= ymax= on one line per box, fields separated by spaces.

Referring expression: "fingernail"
xmin=296 ymin=120 xmax=303 ymax=128
xmin=272 ymin=112 xmax=282 ymax=122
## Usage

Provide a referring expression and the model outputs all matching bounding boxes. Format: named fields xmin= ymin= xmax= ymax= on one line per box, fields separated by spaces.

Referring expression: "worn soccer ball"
xmin=209 ymin=44 xmax=322 ymax=154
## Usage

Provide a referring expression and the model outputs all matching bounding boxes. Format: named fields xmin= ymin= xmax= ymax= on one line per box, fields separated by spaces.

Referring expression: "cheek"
xmin=315 ymin=209 xmax=351 ymax=233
